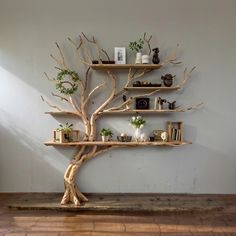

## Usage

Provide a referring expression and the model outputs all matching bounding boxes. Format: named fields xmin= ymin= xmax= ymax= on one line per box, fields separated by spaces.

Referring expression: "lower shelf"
xmin=44 ymin=141 xmax=192 ymax=147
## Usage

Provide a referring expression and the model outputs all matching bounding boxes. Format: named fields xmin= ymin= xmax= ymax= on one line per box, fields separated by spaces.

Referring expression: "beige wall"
xmin=0 ymin=0 xmax=236 ymax=193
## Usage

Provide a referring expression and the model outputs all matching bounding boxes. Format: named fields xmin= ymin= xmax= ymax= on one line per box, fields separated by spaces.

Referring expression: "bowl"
xmin=117 ymin=136 xmax=132 ymax=142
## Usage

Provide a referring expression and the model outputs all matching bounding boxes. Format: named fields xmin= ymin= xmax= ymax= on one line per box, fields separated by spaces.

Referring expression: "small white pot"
xmin=135 ymin=52 xmax=142 ymax=64
xmin=142 ymin=55 xmax=150 ymax=64
xmin=101 ymin=136 xmax=109 ymax=142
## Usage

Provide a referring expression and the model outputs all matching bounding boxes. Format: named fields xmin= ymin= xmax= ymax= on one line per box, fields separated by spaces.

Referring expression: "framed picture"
xmin=114 ymin=47 xmax=126 ymax=64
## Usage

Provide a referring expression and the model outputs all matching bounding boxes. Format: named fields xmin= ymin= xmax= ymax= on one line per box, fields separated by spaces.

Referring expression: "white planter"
xmin=101 ymin=136 xmax=109 ymax=142
xmin=135 ymin=52 xmax=142 ymax=64
xmin=142 ymin=55 xmax=150 ymax=64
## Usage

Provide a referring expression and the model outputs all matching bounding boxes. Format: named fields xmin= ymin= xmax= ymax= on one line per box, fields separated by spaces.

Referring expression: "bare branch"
xmin=43 ymin=72 xmax=56 ymax=82
xmin=51 ymin=92 xmax=69 ymax=102
xmin=81 ymin=32 xmax=110 ymax=61
xmin=176 ymin=102 xmax=204 ymax=112
xmin=143 ymin=32 xmax=152 ymax=55
xmin=178 ymin=66 xmax=196 ymax=87
xmin=41 ymin=96 xmax=63 ymax=111
xmin=84 ymin=82 xmax=107 ymax=106
xmin=160 ymin=44 xmax=182 ymax=66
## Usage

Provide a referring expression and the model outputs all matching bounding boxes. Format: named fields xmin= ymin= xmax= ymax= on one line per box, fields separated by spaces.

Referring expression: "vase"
xmin=134 ymin=127 xmax=142 ymax=142
xmin=141 ymin=55 xmax=150 ymax=64
xmin=135 ymin=52 xmax=142 ymax=64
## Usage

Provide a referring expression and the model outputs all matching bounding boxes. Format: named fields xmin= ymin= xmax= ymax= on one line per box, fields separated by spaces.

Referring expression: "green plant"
xmin=128 ymin=38 xmax=144 ymax=53
xmin=99 ymin=128 xmax=113 ymax=137
xmin=56 ymin=69 xmax=80 ymax=95
xmin=56 ymin=122 xmax=73 ymax=133
xmin=130 ymin=116 xmax=146 ymax=128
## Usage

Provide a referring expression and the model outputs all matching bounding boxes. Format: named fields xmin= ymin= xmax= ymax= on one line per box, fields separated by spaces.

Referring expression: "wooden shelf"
xmin=100 ymin=109 xmax=185 ymax=115
xmin=124 ymin=86 xmax=180 ymax=91
xmin=90 ymin=64 xmax=162 ymax=70
xmin=44 ymin=141 xmax=191 ymax=147
xmin=45 ymin=111 xmax=78 ymax=116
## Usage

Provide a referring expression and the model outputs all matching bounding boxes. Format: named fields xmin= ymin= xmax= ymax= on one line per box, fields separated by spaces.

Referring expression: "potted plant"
xmin=130 ymin=116 xmax=146 ymax=141
xmin=99 ymin=128 xmax=113 ymax=142
xmin=54 ymin=122 xmax=80 ymax=143
xmin=128 ymin=38 xmax=144 ymax=64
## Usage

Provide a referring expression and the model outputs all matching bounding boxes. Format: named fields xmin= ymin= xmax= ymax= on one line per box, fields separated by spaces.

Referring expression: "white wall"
xmin=0 ymin=0 xmax=236 ymax=193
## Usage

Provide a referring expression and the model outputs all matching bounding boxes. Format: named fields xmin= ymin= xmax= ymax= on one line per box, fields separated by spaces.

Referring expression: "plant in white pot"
xmin=99 ymin=128 xmax=113 ymax=142
xmin=130 ymin=116 xmax=146 ymax=142
xmin=128 ymin=38 xmax=144 ymax=64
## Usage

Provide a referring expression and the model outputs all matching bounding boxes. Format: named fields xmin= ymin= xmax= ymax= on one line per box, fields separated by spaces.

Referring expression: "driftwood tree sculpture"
xmin=43 ymin=33 xmax=201 ymax=206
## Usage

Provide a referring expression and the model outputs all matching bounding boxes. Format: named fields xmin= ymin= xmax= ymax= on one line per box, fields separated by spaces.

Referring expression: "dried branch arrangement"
xmin=42 ymin=33 xmax=201 ymax=206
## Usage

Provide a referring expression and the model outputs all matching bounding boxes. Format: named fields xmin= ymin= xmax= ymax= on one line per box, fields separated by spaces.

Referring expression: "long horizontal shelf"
xmin=44 ymin=141 xmax=191 ymax=147
xmin=90 ymin=64 xmax=162 ymax=70
xmin=100 ymin=109 xmax=185 ymax=115
xmin=124 ymin=86 xmax=180 ymax=91
xmin=45 ymin=111 xmax=78 ymax=116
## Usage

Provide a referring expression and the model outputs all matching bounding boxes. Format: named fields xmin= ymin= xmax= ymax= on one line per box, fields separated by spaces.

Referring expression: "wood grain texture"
xmin=1 ymin=193 xmax=236 ymax=235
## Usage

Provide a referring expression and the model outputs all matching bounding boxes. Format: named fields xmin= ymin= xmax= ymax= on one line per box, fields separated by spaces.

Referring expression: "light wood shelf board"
xmin=90 ymin=64 xmax=162 ymax=70
xmin=44 ymin=141 xmax=192 ymax=147
xmin=45 ymin=111 xmax=78 ymax=116
xmin=124 ymin=86 xmax=180 ymax=91
xmin=100 ymin=109 xmax=185 ymax=115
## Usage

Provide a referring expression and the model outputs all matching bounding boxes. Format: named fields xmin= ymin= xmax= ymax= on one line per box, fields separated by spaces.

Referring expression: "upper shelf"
xmin=89 ymin=64 xmax=162 ymax=70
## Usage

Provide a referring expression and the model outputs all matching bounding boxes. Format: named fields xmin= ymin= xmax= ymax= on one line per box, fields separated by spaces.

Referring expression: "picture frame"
xmin=114 ymin=47 xmax=126 ymax=64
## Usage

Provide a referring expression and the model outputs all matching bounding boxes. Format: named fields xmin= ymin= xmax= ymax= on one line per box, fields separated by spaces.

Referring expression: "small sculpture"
xmin=152 ymin=48 xmax=160 ymax=64
xmin=161 ymin=131 xmax=168 ymax=142
xmin=161 ymin=74 xmax=175 ymax=87
xmin=157 ymin=97 xmax=166 ymax=110
xmin=123 ymin=95 xmax=130 ymax=109
xmin=168 ymin=101 xmax=176 ymax=110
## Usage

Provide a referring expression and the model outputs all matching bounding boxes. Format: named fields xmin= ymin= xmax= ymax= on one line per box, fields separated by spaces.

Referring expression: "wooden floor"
xmin=0 ymin=193 xmax=236 ymax=235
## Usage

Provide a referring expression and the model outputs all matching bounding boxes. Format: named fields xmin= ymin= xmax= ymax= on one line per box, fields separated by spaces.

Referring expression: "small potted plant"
xmin=54 ymin=122 xmax=79 ymax=143
xmin=99 ymin=128 xmax=113 ymax=142
xmin=129 ymin=38 xmax=144 ymax=64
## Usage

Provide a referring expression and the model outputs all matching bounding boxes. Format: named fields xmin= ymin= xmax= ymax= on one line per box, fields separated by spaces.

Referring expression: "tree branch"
xmin=41 ymin=96 xmax=63 ymax=111
xmin=143 ymin=32 xmax=152 ymax=55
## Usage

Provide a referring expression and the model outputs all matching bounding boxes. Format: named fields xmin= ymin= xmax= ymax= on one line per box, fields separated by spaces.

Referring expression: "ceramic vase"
xmin=135 ymin=52 xmax=142 ymax=64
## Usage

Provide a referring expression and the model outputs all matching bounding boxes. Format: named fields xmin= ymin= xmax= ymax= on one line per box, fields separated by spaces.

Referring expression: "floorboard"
xmin=0 ymin=193 xmax=235 ymax=235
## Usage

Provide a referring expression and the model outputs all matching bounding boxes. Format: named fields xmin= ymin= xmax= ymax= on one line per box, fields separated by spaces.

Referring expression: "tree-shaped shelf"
xmin=41 ymin=32 xmax=201 ymax=206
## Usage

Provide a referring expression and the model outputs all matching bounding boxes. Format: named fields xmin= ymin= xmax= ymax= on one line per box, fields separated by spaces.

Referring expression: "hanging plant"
xmin=55 ymin=69 xmax=80 ymax=95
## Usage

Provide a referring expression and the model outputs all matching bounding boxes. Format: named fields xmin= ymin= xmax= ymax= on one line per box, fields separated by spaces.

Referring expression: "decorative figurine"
xmin=161 ymin=131 xmax=168 ymax=142
xmin=161 ymin=74 xmax=175 ymax=87
xmin=152 ymin=48 xmax=160 ymax=64
xmin=168 ymin=101 xmax=176 ymax=110
xmin=157 ymin=97 xmax=166 ymax=110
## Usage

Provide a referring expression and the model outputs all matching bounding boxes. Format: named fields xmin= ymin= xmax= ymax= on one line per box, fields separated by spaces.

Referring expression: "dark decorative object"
xmin=157 ymin=97 xmax=167 ymax=110
xmin=117 ymin=136 xmax=132 ymax=142
xmin=92 ymin=60 xmax=99 ymax=64
xmin=152 ymin=48 xmax=160 ymax=64
xmin=135 ymin=98 xmax=150 ymax=110
xmin=168 ymin=101 xmax=176 ymax=110
xmin=133 ymin=81 xmax=161 ymax=87
xmin=161 ymin=74 xmax=175 ymax=87
xmin=149 ymin=136 xmax=155 ymax=142
xmin=102 ymin=60 xmax=115 ymax=64
xmin=123 ymin=95 xmax=127 ymax=102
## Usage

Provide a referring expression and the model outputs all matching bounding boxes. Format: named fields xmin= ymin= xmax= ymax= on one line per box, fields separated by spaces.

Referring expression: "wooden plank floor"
xmin=0 ymin=193 xmax=236 ymax=235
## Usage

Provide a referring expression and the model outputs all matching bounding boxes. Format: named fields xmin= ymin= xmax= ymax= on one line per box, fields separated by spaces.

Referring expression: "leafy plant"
xmin=128 ymin=38 xmax=144 ymax=53
xmin=56 ymin=122 xmax=73 ymax=133
xmin=99 ymin=128 xmax=113 ymax=137
xmin=130 ymin=116 xmax=146 ymax=128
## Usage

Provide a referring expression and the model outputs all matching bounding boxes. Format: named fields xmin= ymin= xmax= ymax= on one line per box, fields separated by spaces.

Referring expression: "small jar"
xmin=141 ymin=55 xmax=150 ymax=64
